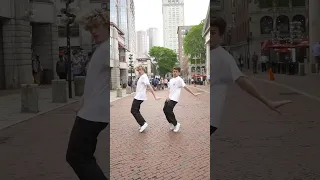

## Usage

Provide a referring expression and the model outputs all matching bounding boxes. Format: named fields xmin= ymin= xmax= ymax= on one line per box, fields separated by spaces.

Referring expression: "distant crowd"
xmin=31 ymin=49 xmax=93 ymax=85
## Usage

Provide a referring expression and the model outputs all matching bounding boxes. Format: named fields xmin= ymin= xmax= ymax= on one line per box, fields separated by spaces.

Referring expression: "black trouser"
xmin=66 ymin=116 xmax=108 ymax=180
xmin=210 ymin=126 xmax=217 ymax=135
xmin=253 ymin=63 xmax=257 ymax=73
xmin=58 ymin=72 xmax=67 ymax=79
xmin=261 ymin=63 xmax=267 ymax=72
xmin=131 ymin=99 xmax=146 ymax=126
xmin=163 ymin=100 xmax=178 ymax=126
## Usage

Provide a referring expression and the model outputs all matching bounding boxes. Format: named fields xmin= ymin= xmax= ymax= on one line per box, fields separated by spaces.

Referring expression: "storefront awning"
xmin=261 ymin=40 xmax=272 ymax=50
xmin=118 ymin=42 xmax=129 ymax=51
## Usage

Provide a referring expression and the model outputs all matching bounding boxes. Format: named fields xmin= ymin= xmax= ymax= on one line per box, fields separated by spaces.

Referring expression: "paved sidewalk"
xmin=110 ymin=87 xmax=210 ymax=179
xmin=0 ymin=88 xmax=80 ymax=130
xmin=0 ymin=87 xmax=130 ymax=131
xmin=212 ymin=80 xmax=320 ymax=180
xmin=0 ymin=102 xmax=109 ymax=180
xmin=110 ymin=88 xmax=132 ymax=102
xmin=245 ymin=72 xmax=320 ymax=99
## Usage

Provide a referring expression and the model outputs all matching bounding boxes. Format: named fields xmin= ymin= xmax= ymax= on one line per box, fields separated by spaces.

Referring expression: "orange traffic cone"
xmin=269 ymin=68 xmax=275 ymax=81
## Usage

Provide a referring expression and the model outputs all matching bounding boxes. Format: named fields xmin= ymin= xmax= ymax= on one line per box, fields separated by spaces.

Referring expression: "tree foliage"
xmin=149 ymin=46 xmax=178 ymax=76
xmin=183 ymin=21 xmax=206 ymax=64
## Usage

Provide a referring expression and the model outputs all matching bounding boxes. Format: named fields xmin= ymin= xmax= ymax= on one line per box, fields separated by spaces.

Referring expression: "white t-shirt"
xmin=77 ymin=40 xmax=110 ymax=123
xmin=168 ymin=76 xmax=186 ymax=102
xmin=134 ymin=73 xmax=150 ymax=100
xmin=211 ymin=46 xmax=244 ymax=128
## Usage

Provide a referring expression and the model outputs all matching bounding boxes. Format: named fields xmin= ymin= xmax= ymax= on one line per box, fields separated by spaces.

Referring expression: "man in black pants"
xmin=66 ymin=9 xmax=109 ymax=180
xmin=210 ymin=16 xmax=292 ymax=136
xmin=131 ymin=65 xmax=161 ymax=132
xmin=163 ymin=67 xmax=200 ymax=132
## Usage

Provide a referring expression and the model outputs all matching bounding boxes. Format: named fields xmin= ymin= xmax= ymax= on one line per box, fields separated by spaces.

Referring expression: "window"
xmin=58 ymin=24 xmax=80 ymax=37
xmin=277 ymin=0 xmax=289 ymax=7
xmin=258 ymin=0 xmax=273 ymax=8
xmin=291 ymin=0 xmax=305 ymax=6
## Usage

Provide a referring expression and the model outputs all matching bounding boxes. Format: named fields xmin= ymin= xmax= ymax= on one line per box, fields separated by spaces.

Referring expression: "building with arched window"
xmin=221 ymin=0 xmax=310 ymax=74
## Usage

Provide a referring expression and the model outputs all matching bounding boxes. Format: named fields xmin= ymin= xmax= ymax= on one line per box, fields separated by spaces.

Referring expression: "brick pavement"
xmin=0 ymin=102 xmax=109 ymax=180
xmin=211 ymin=79 xmax=320 ymax=180
xmin=110 ymin=87 xmax=210 ymax=180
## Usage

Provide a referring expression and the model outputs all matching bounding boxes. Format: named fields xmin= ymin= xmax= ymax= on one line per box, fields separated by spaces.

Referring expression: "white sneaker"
xmin=139 ymin=123 xmax=148 ymax=133
xmin=169 ymin=123 xmax=174 ymax=130
xmin=173 ymin=123 xmax=181 ymax=132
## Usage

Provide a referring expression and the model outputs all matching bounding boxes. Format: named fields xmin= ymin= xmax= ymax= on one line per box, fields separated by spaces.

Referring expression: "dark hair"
xmin=173 ymin=67 xmax=181 ymax=72
xmin=211 ymin=16 xmax=227 ymax=36
xmin=88 ymin=52 xmax=93 ymax=56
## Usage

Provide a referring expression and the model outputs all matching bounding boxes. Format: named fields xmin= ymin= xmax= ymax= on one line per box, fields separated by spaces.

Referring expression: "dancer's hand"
xmin=266 ymin=100 xmax=292 ymax=114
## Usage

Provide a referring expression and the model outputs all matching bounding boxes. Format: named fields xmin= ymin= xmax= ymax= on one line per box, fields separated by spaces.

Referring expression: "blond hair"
xmin=76 ymin=9 xmax=109 ymax=31
xmin=135 ymin=65 xmax=145 ymax=71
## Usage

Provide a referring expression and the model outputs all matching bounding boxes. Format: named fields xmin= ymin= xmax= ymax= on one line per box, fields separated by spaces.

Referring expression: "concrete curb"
xmin=188 ymin=85 xmax=210 ymax=94
xmin=252 ymin=77 xmax=320 ymax=102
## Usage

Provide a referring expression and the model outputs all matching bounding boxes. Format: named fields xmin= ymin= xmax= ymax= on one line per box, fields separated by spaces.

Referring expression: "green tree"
xmin=149 ymin=46 xmax=178 ymax=76
xmin=183 ymin=21 xmax=206 ymax=65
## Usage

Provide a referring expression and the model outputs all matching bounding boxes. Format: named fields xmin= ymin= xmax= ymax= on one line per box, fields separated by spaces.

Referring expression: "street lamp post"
xmin=128 ymin=54 xmax=133 ymax=91
xmin=61 ymin=0 xmax=76 ymax=98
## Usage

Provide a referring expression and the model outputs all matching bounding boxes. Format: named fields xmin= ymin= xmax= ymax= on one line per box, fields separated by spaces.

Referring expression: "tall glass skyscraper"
xmin=118 ymin=0 xmax=129 ymax=47
xmin=110 ymin=0 xmax=118 ymax=24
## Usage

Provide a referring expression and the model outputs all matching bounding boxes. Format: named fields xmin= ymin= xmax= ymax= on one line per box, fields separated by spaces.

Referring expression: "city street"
xmin=110 ymin=86 xmax=210 ymax=180
xmin=211 ymin=78 xmax=320 ymax=180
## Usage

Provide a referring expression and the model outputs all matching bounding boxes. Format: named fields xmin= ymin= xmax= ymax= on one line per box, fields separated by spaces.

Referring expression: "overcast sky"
xmin=134 ymin=0 xmax=210 ymax=46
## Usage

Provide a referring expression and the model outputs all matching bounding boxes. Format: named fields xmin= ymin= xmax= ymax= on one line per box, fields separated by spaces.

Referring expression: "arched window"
xmin=292 ymin=15 xmax=306 ymax=32
xmin=276 ymin=15 xmax=290 ymax=33
xmin=260 ymin=16 xmax=273 ymax=34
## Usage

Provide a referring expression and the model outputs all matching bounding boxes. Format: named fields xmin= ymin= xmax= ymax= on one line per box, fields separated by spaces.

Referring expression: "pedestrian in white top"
xmin=164 ymin=67 xmax=201 ymax=132
xmin=66 ymin=9 xmax=109 ymax=180
xmin=210 ymin=16 xmax=292 ymax=136
xmin=131 ymin=65 xmax=161 ymax=132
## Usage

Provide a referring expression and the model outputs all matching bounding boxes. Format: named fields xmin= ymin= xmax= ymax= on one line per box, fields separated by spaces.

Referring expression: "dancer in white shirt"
xmin=164 ymin=67 xmax=201 ymax=132
xmin=210 ymin=16 xmax=292 ymax=135
xmin=131 ymin=65 xmax=161 ymax=132
xmin=66 ymin=9 xmax=109 ymax=180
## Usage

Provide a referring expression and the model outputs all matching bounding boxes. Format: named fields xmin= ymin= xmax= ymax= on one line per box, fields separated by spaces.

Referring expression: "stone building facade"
xmin=0 ymin=0 xmax=58 ymax=89
xmin=221 ymin=0 xmax=311 ymax=72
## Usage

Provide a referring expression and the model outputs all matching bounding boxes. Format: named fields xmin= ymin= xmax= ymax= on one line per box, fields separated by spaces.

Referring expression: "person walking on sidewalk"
xmin=32 ymin=54 xmax=43 ymax=85
xmin=131 ymin=65 xmax=161 ymax=132
xmin=252 ymin=52 xmax=258 ymax=74
xmin=66 ymin=9 xmax=109 ymax=180
xmin=164 ymin=67 xmax=201 ymax=132
xmin=56 ymin=54 xmax=68 ymax=79
xmin=210 ymin=16 xmax=292 ymax=136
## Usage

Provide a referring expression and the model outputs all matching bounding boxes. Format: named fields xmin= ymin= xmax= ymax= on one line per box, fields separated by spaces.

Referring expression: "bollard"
xmin=21 ymin=84 xmax=39 ymax=113
xmin=126 ymin=86 xmax=131 ymax=94
xmin=117 ymin=88 xmax=123 ymax=97
xmin=52 ymin=79 xmax=68 ymax=103
xmin=74 ymin=76 xmax=86 ymax=96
